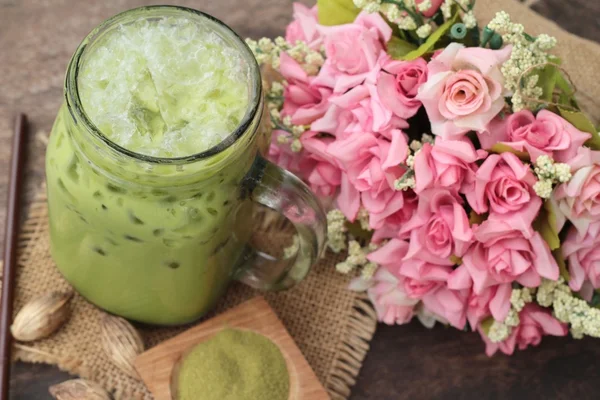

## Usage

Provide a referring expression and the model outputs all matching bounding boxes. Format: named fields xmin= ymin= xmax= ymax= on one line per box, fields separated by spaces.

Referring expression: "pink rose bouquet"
xmin=247 ymin=0 xmax=600 ymax=355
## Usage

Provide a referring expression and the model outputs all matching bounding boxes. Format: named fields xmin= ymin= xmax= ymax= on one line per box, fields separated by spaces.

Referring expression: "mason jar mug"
xmin=45 ymin=6 xmax=326 ymax=325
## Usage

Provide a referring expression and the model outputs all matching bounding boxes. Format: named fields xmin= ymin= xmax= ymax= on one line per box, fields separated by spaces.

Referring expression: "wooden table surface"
xmin=1 ymin=0 xmax=599 ymax=399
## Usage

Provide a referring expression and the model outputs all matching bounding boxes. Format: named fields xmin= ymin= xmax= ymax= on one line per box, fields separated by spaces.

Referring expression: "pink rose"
xmin=459 ymin=220 xmax=559 ymax=294
xmin=327 ymin=129 xmax=411 ymax=224
xmin=313 ymin=12 xmax=391 ymax=93
xmin=479 ymin=304 xmax=568 ymax=356
xmin=448 ymin=266 xmax=514 ymax=327
xmin=466 ymin=152 xmax=541 ymax=234
xmin=285 ymin=3 xmax=323 ymax=50
xmin=417 ymin=43 xmax=512 ymax=139
xmin=368 ymin=239 xmax=453 ymax=299
xmin=415 ymin=304 xmax=449 ymax=328
xmin=337 ymin=173 xmax=361 ymax=221
xmin=552 ymin=150 xmax=600 ymax=235
xmin=422 ymin=286 xmax=469 ymax=329
xmin=370 ymin=189 xmax=418 ymax=241
xmin=478 ymin=110 xmax=590 ymax=163
xmin=311 ymin=84 xmax=408 ymax=136
xmin=466 ymin=285 xmax=513 ymax=330
xmin=300 ymin=131 xmax=342 ymax=197
xmin=563 ymin=221 xmax=600 ymax=292
xmin=377 ymin=56 xmax=428 ymax=119
xmin=413 ymin=138 xmax=486 ymax=194
xmin=268 ymin=130 xmax=315 ymax=180
xmin=327 ymin=129 xmax=408 ymax=194
xmin=280 ymin=53 xmax=332 ymax=125
xmin=400 ymin=188 xmax=473 ymax=264
xmin=365 ymin=267 xmax=419 ymax=325
xmin=415 ymin=0 xmax=444 ymax=17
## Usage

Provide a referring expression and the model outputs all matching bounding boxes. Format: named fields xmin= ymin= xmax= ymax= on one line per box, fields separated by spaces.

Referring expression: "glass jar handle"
xmin=235 ymin=155 xmax=326 ymax=290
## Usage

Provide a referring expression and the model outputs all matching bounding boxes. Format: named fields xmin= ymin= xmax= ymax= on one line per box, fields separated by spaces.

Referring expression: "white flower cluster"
xmin=268 ymin=81 xmax=309 ymax=153
xmin=440 ymin=0 xmax=476 ymax=24
xmin=327 ymin=209 xmax=349 ymax=253
xmin=536 ymin=277 xmax=560 ymax=307
xmin=268 ymin=81 xmax=285 ymax=112
xmin=487 ymin=320 xmax=512 ymax=343
xmin=249 ymin=38 xmax=321 ymax=154
xmin=440 ymin=0 xmax=453 ymax=19
xmin=394 ymin=135 xmax=432 ymax=191
xmin=270 ymin=109 xmax=306 ymax=152
xmin=486 ymin=287 xmax=534 ymax=343
xmin=511 ymin=287 xmax=534 ymax=312
xmin=487 ymin=11 xmax=557 ymax=111
xmin=245 ymin=37 xmax=324 ymax=75
xmin=416 ymin=24 xmax=433 ymax=39
xmin=421 ymin=133 xmax=435 ymax=144
xmin=462 ymin=10 xmax=477 ymax=29
xmin=353 ymin=0 xmax=476 ymax=38
xmin=394 ymin=171 xmax=416 ymax=191
xmin=354 ymin=0 xmax=383 ymax=13
xmin=409 ymin=140 xmax=423 ymax=152
xmin=537 ymin=278 xmax=600 ymax=339
xmin=357 ymin=208 xmax=372 ymax=231
xmin=336 ymin=240 xmax=380 ymax=279
xmin=397 ymin=15 xmax=418 ymax=31
xmin=532 ymin=155 xmax=572 ymax=198
xmin=394 ymin=150 xmax=418 ymax=191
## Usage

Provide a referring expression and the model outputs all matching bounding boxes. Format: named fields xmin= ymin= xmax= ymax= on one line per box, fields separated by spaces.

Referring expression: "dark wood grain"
xmin=0 ymin=0 xmax=599 ymax=399
xmin=353 ymin=322 xmax=600 ymax=400
xmin=1 ymin=114 xmax=28 ymax=400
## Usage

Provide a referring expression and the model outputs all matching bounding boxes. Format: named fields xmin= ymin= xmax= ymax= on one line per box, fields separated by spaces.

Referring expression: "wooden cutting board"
xmin=134 ymin=296 xmax=330 ymax=400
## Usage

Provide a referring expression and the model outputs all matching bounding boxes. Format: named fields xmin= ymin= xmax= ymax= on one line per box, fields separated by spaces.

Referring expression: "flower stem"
xmin=271 ymin=117 xmax=293 ymax=134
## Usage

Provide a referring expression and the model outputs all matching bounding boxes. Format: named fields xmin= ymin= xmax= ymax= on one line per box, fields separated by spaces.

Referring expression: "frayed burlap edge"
xmin=326 ymin=294 xmax=377 ymax=400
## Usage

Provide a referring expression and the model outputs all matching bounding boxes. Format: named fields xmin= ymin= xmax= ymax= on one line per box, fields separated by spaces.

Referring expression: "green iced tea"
xmin=46 ymin=8 xmax=263 ymax=325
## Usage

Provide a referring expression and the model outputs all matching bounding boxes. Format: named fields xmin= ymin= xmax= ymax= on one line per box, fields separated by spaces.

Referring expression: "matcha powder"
xmin=176 ymin=329 xmax=290 ymax=400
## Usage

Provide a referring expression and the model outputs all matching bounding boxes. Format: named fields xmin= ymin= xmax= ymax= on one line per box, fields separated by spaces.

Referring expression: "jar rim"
xmin=64 ymin=5 xmax=263 ymax=165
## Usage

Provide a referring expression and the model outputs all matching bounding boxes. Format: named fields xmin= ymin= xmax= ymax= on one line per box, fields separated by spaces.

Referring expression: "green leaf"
xmin=590 ymin=291 xmax=600 ymax=307
xmin=317 ymin=0 xmax=360 ymax=26
xmin=527 ymin=56 xmax=579 ymax=108
xmin=489 ymin=143 xmax=530 ymax=161
xmin=402 ymin=13 xmax=459 ymax=61
xmin=345 ymin=220 xmax=373 ymax=242
xmin=449 ymin=255 xmax=463 ymax=265
xmin=480 ymin=317 xmax=494 ymax=337
xmin=553 ymin=249 xmax=570 ymax=282
xmin=555 ymin=71 xmax=575 ymax=99
xmin=468 ymin=210 xmax=488 ymax=226
xmin=533 ymin=200 xmax=560 ymax=251
xmin=537 ymin=63 xmax=560 ymax=102
xmin=558 ymin=107 xmax=600 ymax=150
xmin=388 ymin=36 xmax=417 ymax=59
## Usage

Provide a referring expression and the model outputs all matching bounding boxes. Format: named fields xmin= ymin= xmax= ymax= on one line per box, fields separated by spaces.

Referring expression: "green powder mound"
xmin=176 ymin=328 xmax=290 ymax=400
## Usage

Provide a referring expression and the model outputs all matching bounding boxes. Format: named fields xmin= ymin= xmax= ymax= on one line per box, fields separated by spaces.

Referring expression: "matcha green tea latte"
xmin=46 ymin=6 xmax=326 ymax=325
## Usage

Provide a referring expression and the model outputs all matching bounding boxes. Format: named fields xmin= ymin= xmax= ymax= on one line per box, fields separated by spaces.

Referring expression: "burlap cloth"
xmin=7 ymin=1 xmax=600 ymax=399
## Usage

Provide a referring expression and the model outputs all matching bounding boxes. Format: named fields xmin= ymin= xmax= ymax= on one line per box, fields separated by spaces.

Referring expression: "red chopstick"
xmin=0 ymin=114 xmax=28 ymax=400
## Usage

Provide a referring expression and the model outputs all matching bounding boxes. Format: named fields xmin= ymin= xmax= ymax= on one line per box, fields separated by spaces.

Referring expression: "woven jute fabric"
xmin=6 ymin=1 xmax=600 ymax=399
xmin=11 ymin=189 xmax=377 ymax=400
